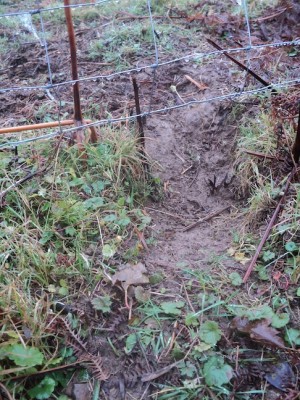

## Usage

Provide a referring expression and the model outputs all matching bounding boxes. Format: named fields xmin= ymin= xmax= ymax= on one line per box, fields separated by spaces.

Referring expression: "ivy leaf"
xmin=271 ymin=313 xmax=290 ymax=328
xmin=5 ymin=344 xmax=44 ymax=367
xmin=91 ymin=296 xmax=112 ymax=313
xmin=83 ymin=197 xmax=104 ymax=210
xmin=28 ymin=376 xmax=56 ymax=399
xmin=160 ymin=301 xmax=185 ymax=316
xmin=229 ymin=272 xmax=243 ymax=286
xmin=203 ymin=356 xmax=233 ymax=387
xmin=199 ymin=321 xmax=222 ymax=345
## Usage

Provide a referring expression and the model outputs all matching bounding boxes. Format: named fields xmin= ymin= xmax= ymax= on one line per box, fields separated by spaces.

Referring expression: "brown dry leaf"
xmin=134 ymin=286 xmax=151 ymax=303
xmin=250 ymin=319 xmax=285 ymax=349
xmin=227 ymin=247 xmax=250 ymax=265
xmin=112 ymin=262 xmax=149 ymax=291
xmin=231 ymin=317 xmax=285 ymax=349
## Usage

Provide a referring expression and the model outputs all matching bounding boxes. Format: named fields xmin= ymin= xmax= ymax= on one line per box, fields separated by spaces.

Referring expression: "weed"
xmin=0 ymin=124 xmax=152 ymax=395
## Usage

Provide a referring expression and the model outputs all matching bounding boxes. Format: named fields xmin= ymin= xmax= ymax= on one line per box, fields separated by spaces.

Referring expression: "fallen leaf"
xmin=250 ymin=320 xmax=285 ymax=349
xmin=234 ymin=252 xmax=251 ymax=265
xmin=112 ymin=263 xmax=149 ymax=291
xmin=265 ymin=362 xmax=296 ymax=392
xmin=134 ymin=286 xmax=151 ymax=303
xmin=231 ymin=317 xmax=286 ymax=349
xmin=227 ymin=248 xmax=250 ymax=265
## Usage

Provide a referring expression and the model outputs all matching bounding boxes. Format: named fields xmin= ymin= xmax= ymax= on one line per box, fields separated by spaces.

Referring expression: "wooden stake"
xmin=64 ymin=0 xmax=83 ymax=145
xmin=292 ymin=102 xmax=300 ymax=163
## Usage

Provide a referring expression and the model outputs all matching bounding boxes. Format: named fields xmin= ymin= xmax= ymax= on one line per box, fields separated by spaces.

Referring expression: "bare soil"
xmin=1 ymin=1 xmax=300 ymax=399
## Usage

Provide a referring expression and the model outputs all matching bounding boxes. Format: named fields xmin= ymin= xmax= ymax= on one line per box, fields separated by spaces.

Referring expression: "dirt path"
xmin=144 ymin=61 xmax=241 ymax=279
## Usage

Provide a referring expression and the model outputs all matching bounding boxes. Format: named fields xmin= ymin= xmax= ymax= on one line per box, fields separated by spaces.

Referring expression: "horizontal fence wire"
xmin=1 ymin=39 xmax=299 ymax=94
xmin=1 ymin=78 xmax=299 ymax=150
xmin=0 ymin=0 xmax=299 ymax=149
xmin=0 ymin=0 xmax=112 ymax=17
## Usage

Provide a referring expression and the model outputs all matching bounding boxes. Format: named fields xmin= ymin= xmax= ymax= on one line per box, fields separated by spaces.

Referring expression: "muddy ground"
xmin=1 ymin=0 xmax=300 ymax=399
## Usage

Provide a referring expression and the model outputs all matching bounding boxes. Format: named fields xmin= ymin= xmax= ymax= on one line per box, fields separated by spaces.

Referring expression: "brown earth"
xmin=1 ymin=1 xmax=300 ymax=399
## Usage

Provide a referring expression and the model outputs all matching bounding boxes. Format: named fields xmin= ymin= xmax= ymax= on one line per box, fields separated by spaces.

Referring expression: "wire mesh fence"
xmin=0 ymin=0 xmax=299 ymax=149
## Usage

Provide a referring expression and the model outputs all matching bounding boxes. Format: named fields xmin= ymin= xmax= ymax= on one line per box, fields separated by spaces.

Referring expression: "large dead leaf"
xmin=250 ymin=320 xmax=285 ymax=349
xmin=265 ymin=362 xmax=296 ymax=392
xmin=112 ymin=262 xmax=149 ymax=290
xmin=231 ymin=317 xmax=286 ymax=349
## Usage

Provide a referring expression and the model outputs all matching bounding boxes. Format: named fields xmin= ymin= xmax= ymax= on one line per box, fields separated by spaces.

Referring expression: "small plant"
xmin=0 ymin=123 xmax=152 ymax=396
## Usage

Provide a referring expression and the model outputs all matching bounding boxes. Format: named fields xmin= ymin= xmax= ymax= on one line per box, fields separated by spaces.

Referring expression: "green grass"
xmin=0 ymin=125 xmax=155 ymax=395
xmin=234 ymin=94 xmax=300 ymax=287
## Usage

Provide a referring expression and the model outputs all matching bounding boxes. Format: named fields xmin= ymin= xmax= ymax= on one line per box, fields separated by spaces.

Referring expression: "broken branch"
xmin=207 ymin=38 xmax=272 ymax=89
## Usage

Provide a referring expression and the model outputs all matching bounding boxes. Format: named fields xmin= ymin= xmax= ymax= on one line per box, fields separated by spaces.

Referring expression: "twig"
xmin=292 ymin=102 xmax=300 ymax=163
xmin=0 ymin=383 xmax=14 ymax=400
xmin=0 ymin=168 xmax=48 ymax=204
xmin=141 ymin=337 xmax=197 ymax=382
xmin=244 ymin=149 xmax=285 ymax=161
xmin=3 ymin=361 xmax=82 ymax=382
xmin=243 ymin=168 xmax=297 ymax=283
xmin=183 ymin=282 xmax=195 ymax=313
xmin=184 ymin=74 xmax=208 ymax=91
xmin=0 ymin=123 xmax=73 ymax=204
xmin=132 ymin=77 xmax=146 ymax=160
xmin=182 ymin=205 xmax=231 ymax=232
xmin=172 ymin=150 xmax=185 ymax=163
xmin=181 ymin=164 xmax=193 ymax=175
xmin=207 ymin=38 xmax=273 ymax=89
xmin=145 ymin=207 xmax=195 ymax=223
xmin=255 ymin=7 xmax=288 ymax=22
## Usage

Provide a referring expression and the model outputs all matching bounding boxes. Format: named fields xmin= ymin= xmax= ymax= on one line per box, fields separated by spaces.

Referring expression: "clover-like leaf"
xmin=285 ymin=328 xmax=300 ymax=347
xmin=203 ymin=356 xmax=233 ymax=387
xmin=262 ymin=250 xmax=276 ymax=262
xmin=5 ymin=344 xmax=44 ymax=367
xmin=245 ymin=305 xmax=274 ymax=321
xmin=91 ymin=295 xmax=112 ymax=313
xmin=271 ymin=313 xmax=289 ymax=328
xmin=185 ymin=313 xmax=199 ymax=327
xmin=285 ymin=241 xmax=298 ymax=252
xmin=199 ymin=321 xmax=222 ymax=345
xmin=160 ymin=301 xmax=185 ymax=316
xmin=83 ymin=197 xmax=104 ymax=210
xmin=229 ymin=272 xmax=243 ymax=286
xmin=102 ymin=244 xmax=116 ymax=258
xmin=28 ymin=377 xmax=56 ymax=399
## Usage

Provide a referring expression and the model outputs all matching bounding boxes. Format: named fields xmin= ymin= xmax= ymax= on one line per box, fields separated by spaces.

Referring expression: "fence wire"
xmin=0 ymin=0 xmax=299 ymax=149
